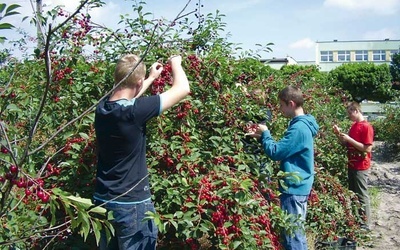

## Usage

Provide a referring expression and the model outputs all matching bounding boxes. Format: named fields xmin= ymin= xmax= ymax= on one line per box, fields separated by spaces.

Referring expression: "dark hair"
xmin=346 ymin=101 xmax=362 ymax=112
xmin=278 ymin=86 xmax=304 ymax=107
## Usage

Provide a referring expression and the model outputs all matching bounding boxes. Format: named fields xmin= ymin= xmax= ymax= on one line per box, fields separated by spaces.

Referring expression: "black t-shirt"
xmin=94 ymin=95 xmax=161 ymax=202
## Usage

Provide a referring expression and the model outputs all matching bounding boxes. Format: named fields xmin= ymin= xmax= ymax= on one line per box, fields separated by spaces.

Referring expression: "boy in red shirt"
xmin=333 ymin=102 xmax=374 ymax=229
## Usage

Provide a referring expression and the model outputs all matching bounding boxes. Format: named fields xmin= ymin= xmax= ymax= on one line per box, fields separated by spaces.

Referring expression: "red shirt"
xmin=347 ymin=120 xmax=374 ymax=170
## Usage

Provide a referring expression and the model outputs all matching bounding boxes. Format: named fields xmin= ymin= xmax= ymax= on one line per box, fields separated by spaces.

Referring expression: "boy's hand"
xmin=332 ymin=125 xmax=348 ymax=145
xmin=257 ymin=124 xmax=268 ymax=133
xmin=333 ymin=124 xmax=341 ymax=135
xmin=149 ymin=62 xmax=163 ymax=79
xmin=245 ymin=123 xmax=269 ymax=139
xmin=339 ymin=133 xmax=350 ymax=143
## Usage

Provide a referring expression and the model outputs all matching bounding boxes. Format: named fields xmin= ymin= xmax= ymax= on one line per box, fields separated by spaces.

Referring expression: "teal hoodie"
xmin=260 ymin=114 xmax=319 ymax=195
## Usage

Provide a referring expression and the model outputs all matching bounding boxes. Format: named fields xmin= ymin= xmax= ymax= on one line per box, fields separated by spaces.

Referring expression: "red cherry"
xmin=16 ymin=180 xmax=25 ymax=188
xmin=1 ymin=147 xmax=8 ymax=154
xmin=9 ymin=165 xmax=18 ymax=174
xmin=41 ymin=194 xmax=50 ymax=203
xmin=37 ymin=190 xmax=44 ymax=199
xmin=25 ymin=189 xmax=32 ymax=196
xmin=37 ymin=179 xmax=44 ymax=187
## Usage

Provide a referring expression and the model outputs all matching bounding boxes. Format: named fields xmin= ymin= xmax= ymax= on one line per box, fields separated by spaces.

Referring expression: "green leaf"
xmin=181 ymin=177 xmax=188 ymax=186
xmin=88 ymin=205 xmax=107 ymax=215
xmin=65 ymin=195 xmax=94 ymax=210
xmin=0 ymin=4 xmax=5 ymax=13
xmin=104 ymin=221 xmax=114 ymax=245
xmin=183 ymin=202 xmax=195 ymax=208
xmin=160 ymin=221 xmax=167 ymax=234
xmin=170 ymin=220 xmax=178 ymax=230
xmin=79 ymin=132 xmax=89 ymax=140
xmin=240 ymin=178 xmax=253 ymax=190
xmin=91 ymin=219 xmax=102 ymax=245
xmin=6 ymin=104 xmax=20 ymax=111
xmin=174 ymin=211 xmax=184 ymax=218
xmin=5 ymin=4 xmax=21 ymax=14
xmin=77 ymin=211 xmax=91 ymax=241
xmin=200 ymin=221 xmax=214 ymax=233
xmin=219 ymin=244 xmax=228 ymax=250
xmin=232 ymin=240 xmax=242 ymax=249
xmin=162 ymin=213 xmax=174 ymax=219
xmin=0 ymin=23 xmax=14 ymax=29
xmin=4 ymin=11 xmax=20 ymax=17
xmin=107 ymin=211 xmax=114 ymax=221
xmin=49 ymin=197 xmax=59 ymax=226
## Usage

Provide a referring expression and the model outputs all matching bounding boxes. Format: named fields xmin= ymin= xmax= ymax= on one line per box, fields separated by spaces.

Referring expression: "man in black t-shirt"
xmin=94 ymin=54 xmax=190 ymax=250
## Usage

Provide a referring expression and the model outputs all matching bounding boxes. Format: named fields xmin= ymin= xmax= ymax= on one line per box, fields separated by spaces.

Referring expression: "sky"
xmin=1 ymin=0 xmax=400 ymax=61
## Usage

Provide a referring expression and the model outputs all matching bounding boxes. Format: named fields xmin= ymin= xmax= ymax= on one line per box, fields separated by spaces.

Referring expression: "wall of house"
xmin=315 ymin=39 xmax=400 ymax=72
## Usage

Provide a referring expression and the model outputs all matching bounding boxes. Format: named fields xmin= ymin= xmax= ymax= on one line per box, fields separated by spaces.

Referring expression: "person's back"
xmin=94 ymin=54 xmax=190 ymax=250
xmin=94 ymin=95 xmax=160 ymax=202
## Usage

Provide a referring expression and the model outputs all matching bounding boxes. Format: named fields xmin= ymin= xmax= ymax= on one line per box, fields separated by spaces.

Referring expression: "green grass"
xmin=369 ymin=186 xmax=381 ymax=212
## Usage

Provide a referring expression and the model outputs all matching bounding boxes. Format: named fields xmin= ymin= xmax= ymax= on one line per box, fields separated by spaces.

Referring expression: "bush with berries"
xmin=0 ymin=1 xmax=369 ymax=249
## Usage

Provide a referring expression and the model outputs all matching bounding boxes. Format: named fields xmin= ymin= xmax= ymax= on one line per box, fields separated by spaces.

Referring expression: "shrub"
xmin=372 ymin=99 xmax=400 ymax=145
xmin=0 ymin=1 xmax=369 ymax=249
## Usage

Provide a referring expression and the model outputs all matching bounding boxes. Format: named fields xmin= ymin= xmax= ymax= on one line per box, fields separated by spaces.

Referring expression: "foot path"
xmin=358 ymin=142 xmax=400 ymax=250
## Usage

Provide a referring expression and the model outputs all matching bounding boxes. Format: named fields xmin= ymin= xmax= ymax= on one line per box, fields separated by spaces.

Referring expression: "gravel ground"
xmin=357 ymin=141 xmax=400 ymax=250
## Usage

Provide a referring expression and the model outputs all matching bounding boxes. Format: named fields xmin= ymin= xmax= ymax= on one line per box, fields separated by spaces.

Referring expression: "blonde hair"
xmin=114 ymin=54 xmax=146 ymax=87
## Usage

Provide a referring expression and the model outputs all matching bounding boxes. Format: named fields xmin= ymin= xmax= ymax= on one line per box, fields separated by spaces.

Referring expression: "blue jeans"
xmin=95 ymin=198 xmax=158 ymax=250
xmin=280 ymin=193 xmax=309 ymax=250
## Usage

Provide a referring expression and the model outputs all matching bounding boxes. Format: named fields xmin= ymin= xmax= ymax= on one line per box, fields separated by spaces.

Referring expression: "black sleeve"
xmin=133 ymin=95 xmax=161 ymax=125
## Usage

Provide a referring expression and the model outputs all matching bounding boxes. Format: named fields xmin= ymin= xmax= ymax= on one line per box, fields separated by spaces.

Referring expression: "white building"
xmin=262 ymin=39 xmax=400 ymax=72
xmin=315 ymin=39 xmax=400 ymax=72
xmin=261 ymin=56 xmax=298 ymax=70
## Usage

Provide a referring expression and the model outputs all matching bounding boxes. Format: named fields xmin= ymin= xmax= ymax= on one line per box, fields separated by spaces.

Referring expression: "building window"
xmin=373 ymin=50 xmax=386 ymax=61
xmin=320 ymin=51 xmax=333 ymax=62
xmin=355 ymin=50 xmax=368 ymax=61
xmin=338 ymin=50 xmax=350 ymax=61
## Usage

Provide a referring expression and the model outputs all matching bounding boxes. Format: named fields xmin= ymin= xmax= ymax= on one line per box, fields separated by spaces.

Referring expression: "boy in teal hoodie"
xmin=247 ymin=85 xmax=319 ymax=250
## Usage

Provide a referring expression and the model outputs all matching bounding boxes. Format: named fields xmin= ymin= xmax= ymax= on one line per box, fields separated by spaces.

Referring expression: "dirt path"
xmin=358 ymin=142 xmax=400 ymax=250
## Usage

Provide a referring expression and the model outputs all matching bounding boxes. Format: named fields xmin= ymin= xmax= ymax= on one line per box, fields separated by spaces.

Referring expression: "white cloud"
xmin=323 ymin=0 xmax=400 ymax=15
xmin=362 ymin=28 xmax=399 ymax=40
xmin=289 ymin=38 xmax=315 ymax=49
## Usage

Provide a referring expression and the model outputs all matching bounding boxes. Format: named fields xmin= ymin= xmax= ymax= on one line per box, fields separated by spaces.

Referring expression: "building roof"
xmin=316 ymin=38 xmax=400 ymax=44
xmin=261 ymin=56 xmax=298 ymax=64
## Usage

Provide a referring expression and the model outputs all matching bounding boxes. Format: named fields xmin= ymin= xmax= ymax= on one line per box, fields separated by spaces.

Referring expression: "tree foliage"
xmin=329 ymin=62 xmax=395 ymax=103
xmin=390 ymin=53 xmax=400 ymax=90
xmin=0 ymin=1 xmax=372 ymax=249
